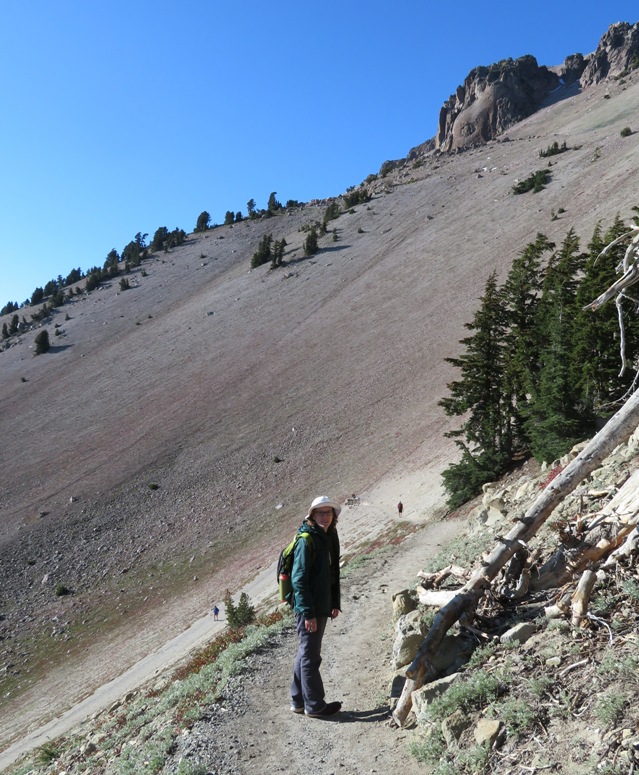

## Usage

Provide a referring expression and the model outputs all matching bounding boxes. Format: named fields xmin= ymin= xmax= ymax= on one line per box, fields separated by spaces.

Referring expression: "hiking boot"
xmin=305 ymin=701 xmax=341 ymax=718
xmin=290 ymin=705 xmax=304 ymax=714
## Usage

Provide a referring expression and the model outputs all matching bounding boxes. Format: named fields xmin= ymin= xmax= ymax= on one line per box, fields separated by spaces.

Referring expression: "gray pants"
xmin=291 ymin=613 xmax=328 ymax=713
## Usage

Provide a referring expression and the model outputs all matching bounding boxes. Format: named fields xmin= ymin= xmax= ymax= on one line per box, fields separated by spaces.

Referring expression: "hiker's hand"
xmin=331 ymin=609 xmax=339 ymax=619
xmin=305 ymin=618 xmax=318 ymax=633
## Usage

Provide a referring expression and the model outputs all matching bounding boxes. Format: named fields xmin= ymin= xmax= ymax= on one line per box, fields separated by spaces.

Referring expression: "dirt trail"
xmin=0 ymin=470 xmax=459 ymax=772
xmin=214 ymin=519 xmax=465 ymax=775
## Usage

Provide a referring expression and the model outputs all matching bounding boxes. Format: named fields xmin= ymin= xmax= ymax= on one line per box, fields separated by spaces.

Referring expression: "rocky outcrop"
xmin=579 ymin=21 xmax=639 ymax=86
xmin=436 ymin=55 xmax=559 ymax=152
xmin=434 ymin=21 xmax=639 ymax=153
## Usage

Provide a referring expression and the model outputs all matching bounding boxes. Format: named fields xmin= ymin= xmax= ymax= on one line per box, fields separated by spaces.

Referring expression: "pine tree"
xmin=501 ymin=233 xmax=555 ymax=452
xmin=195 ymin=211 xmax=211 ymax=232
xmin=34 ymin=329 xmax=50 ymax=355
xmin=236 ymin=592 xmax=256 ymax=626
xmin=251 ymin=234 xmax=273 ymax=268
xmin=523 ymin=230 xmax=589 ymax=462
xmin=439 ymin=272 xmax=511 ymax=506
xmin=303 ymin=227 xmax=319 ymax=256
xmin=223 ymin=590 xmax=239 ymax=628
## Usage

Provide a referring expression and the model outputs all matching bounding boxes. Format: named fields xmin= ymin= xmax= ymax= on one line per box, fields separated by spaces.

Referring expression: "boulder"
xmin=474 ymin=717 xmax=502 ymax=747
xmin=392 ymin=589 xmax=417 ymax=621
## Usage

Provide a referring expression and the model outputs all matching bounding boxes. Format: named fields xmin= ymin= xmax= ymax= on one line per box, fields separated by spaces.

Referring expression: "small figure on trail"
xmin=290 ymin=495 xmax=342 ymax=718
xmin=212 ymin=605 xmax=219 ymax=621
xmin=397 ymin=500 xmax=403 ymax=516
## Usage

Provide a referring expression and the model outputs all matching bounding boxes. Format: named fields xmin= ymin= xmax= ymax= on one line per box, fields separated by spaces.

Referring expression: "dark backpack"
xmin=277 ymin=531 xmax=315 ymax=604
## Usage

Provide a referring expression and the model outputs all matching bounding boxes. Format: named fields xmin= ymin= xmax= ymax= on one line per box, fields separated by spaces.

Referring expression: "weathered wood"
xmin=417 ymin=564 xmax=467 ymax=589
xmin=571 ymin=570 xmax=597 ymax=627
xmin=601 ymin=525 xmax=639 ymax=567
xmin=393 ymin=387 xmax=639 ymax=727
xmin=532 ymin=525 xmax=632 ymax=589
xmin=391 ymin=590 xmax=481 ymax=726
xmin=416 ymin=588 xmax=458 ymax=607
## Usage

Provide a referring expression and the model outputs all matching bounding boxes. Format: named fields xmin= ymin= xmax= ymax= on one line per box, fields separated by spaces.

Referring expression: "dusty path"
xmin=0 ymin=470 xmax=459 ymax=772
xmin=161 ymin=516 xmax=465 ymax=774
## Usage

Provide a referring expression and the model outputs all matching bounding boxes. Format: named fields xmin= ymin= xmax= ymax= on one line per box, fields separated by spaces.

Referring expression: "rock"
xmin=392 ymin=590 xmax=417 ymax=621
xmin=431 ymin=633 xmax=475 ymax=675
xmin=437 ymin=55 xmax=559 ymax=151
xmin=474 ymin=717 xmax=502 ymax=747
xmin=500 ymin=621 xmax=537 ymax=645
xmin=580 ymin=22 xmax=639 ymax=87
xmin=442 ymin=709 xmax=472 ymax=745
xmin=412 ymin=673 xmax=461 ymax=717
xmin=392 ymin=611 xmax=426 ymax=668
xmin=392 ymin=632 xmax=423 ymax=669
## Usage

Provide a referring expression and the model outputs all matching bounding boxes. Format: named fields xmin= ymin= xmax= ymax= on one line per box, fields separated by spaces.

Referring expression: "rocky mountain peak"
xmin=436 ymin=55 xmax=559 ymax=152
xmin=436 ymin=20 xmax=639 ymax=153
xmin=579 ymin=20 xmax=639 ymax=86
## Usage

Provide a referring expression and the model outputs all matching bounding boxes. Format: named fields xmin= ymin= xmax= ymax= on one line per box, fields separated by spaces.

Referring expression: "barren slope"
xmin=1 ymin=70 xmax=639 ymax=746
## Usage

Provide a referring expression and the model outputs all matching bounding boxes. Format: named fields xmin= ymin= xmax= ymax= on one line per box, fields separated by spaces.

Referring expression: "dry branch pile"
xmin=390 ymin=423 xmax=639 ymax=772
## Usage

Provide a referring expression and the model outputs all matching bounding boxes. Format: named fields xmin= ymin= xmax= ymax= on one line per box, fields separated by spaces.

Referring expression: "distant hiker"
xmin=212 ymin=605 xmax=219 ymax=621
xmin=397 ymin=500 xmax=403 ymax=516
xmin=290 ymin=495 xmax=342 ymax=718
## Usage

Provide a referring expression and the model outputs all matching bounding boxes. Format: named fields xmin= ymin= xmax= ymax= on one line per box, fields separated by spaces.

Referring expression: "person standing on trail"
xmin=397 ymin=500 xmax=403 ymax=516
xmin=212 ymin=605 xmax=219 ymax=621
xmin=290 ymin=495 xmax=342 ymax=718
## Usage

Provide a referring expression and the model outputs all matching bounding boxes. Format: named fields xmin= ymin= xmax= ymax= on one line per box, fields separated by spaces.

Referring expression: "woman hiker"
xmin=290 ymin=495 xmax=342 ymax=718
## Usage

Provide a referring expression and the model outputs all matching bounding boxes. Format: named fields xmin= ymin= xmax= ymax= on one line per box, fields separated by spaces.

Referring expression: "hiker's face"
xmin=313 ymin=507 xmax=334 ymax=532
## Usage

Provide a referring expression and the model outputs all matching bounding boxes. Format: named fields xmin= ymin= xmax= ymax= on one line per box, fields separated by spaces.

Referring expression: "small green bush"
xmin=539 ymin=140 xmax=569 ymax=158
xmin=512 ymin=169 xmax=551 ymax=194
xmin=595 ymin=691 xmax=625 ymax=727
xmin=620 ymin=126 xmax=632 ymax=137
xmin=55 ymin=584 xmax=71 ymax=597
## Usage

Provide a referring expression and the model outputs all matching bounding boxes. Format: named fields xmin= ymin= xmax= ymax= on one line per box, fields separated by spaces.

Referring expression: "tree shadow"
xmin=49 ymin=344 xmax=73 ymax=353
xmin=339 ymin=705 xmax=390 ymax=723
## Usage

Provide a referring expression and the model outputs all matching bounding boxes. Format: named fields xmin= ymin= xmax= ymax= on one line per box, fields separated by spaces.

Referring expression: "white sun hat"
xmin=307 ymin=495 xmax=342 ymax=518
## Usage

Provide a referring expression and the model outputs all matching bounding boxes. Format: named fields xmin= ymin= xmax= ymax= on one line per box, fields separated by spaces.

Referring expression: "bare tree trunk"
xmin=571 ymin=570 xmax=597 ymax=627
xmin=392 ymin=388 xmax=639 ymax=727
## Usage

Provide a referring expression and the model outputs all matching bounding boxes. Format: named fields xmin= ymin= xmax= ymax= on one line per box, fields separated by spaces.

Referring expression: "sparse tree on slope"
xmin=195 ymin=211 xmax=211 ymax=232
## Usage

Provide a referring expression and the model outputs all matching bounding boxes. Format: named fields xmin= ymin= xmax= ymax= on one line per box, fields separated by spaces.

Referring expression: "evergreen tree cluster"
xmin=223 ymin=590 xmax=256 ymax=629
xmin=440 ymin=214 xmax=639 ymax=508
xmin=250 ymin=234 xmax=287 ymax=268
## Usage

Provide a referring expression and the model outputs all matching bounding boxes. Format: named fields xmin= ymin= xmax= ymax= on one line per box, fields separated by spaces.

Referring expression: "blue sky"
xmin=1 ymin=1 xmax=637 ymax=307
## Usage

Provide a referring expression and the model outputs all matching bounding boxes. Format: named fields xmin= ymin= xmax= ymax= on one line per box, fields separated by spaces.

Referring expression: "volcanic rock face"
xmin=436 ymin=55 xmax=559 ymax=152
xmin=579 ymin=21 xmax=639 ymax=86
xmin=435 ymin=21 xmax=639 ymax=153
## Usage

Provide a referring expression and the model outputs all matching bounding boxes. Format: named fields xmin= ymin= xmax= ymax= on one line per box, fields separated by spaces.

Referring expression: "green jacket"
xmin=291 ymin=520 xmax=341 ymax=619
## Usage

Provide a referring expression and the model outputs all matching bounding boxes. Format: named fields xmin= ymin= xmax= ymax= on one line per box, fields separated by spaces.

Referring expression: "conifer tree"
xmin=236 ymin=592 xmax=256 ymax=626
xmin=440 ymin=272 xmax=511 ymax=506
xmin=523 ymin=230 xmax=589 ymax=462
xmin=501 ymin=233 xmax=555 ymax=451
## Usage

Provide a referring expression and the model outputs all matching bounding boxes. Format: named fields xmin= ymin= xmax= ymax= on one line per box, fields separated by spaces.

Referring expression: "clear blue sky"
xmin=1 ymin=1 xmax=637 ymax=307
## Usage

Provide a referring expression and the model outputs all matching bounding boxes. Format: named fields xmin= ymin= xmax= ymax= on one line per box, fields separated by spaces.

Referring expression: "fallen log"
xmin=571 ymin=570 xmax=597 ymax=627
xmin=416 ymin=588 xmax=458 ymax=607
xmin=601 ymin=525 xmax=639 ymax=567
xmin=392 ymin=386 xmax=639 ymax=727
